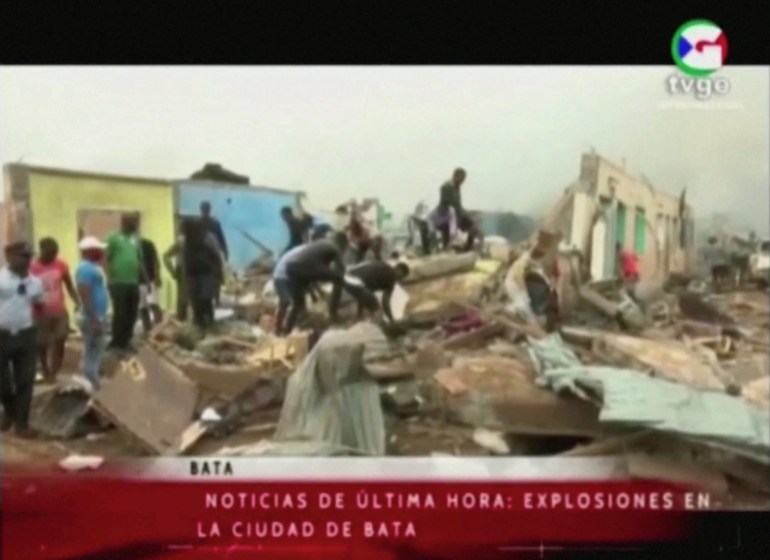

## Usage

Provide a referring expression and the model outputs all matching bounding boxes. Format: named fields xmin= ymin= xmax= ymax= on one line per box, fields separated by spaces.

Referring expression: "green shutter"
xmin=616 ymin=203 xmax=627 ymax=246
xmin=634 ymin=207 xmax=646 ymax=254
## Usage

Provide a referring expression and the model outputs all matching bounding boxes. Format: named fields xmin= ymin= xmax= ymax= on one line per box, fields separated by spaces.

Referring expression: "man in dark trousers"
xmin=434 ymin=167 xmax=478 ymax=252
xmin=332 ymin=261 xmax=410 ymax=323
xmin=106 ymin=212 xmax=143 ymax=354
xmin=0 ymin=241 xmax=44 ymax=438
xmin=139 ymin=237 xmax=163 ymax=334
xmin=182 ymin=218 xmax=225 ymax=330
xmin=283 ymin=236 xmax=348 ymax=334
xmin=163 ymin=234 xmax=189 ymax=321
xmin=200 ymin=201 xmax=228 ymax=305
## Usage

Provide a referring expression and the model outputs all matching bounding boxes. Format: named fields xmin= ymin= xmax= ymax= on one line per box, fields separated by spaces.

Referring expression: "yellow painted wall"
xmin=27 ymin=171 xmax=176 ymax=314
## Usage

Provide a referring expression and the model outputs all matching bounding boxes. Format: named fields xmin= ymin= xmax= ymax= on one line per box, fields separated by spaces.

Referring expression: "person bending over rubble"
xmin=272 ymin=242 xmax=308 ymax=335
xmin=331 ymin=260 xmax=411 ymax=324
xmin=282 ymin=234 xmax=377 ymax=334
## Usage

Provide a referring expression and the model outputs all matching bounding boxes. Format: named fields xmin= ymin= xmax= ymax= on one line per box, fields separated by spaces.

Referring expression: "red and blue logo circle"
xmin=672 ymin=20 xmax=728 ymax=77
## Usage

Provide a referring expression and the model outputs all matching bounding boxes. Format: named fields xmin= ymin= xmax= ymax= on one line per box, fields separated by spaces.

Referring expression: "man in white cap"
xmin=75 ymin=236 xmax=109 ymax=389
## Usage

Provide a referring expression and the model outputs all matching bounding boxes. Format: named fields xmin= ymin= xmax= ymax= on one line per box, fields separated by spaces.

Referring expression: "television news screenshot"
xmin=1 ymin=11 xmax=769 ymax=560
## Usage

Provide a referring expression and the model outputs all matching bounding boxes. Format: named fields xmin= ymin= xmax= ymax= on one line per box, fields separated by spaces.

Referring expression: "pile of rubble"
xmin=21 ymin=239 xmax=770 ymax=508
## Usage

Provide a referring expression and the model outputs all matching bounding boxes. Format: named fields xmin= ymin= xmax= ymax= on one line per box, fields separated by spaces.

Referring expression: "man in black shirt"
xmin=280 ymin=207 xmax=312 ymax=255
xmin=183 ymin=218 xmax=225 ymax=330
xmin=200 ymin=201 xmax=228 ymax=306
xmin=331 ymin=261 xmax=410 ymax=323
xmin=139 ymin=238 xmax=163 ymax=334
xmin=283 ymin=238 xmax=346 ymax=333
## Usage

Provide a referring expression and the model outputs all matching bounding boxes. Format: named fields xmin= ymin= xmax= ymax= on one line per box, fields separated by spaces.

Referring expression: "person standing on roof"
xmin=30 ymin=237 xmax=79 ymax=383
xmin=433 ymin=167 xmax=478 ymax=252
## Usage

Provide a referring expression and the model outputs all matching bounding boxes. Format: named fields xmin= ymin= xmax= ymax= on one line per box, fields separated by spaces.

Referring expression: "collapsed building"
xmin=547 ymin=151 xmax=696 ymax=283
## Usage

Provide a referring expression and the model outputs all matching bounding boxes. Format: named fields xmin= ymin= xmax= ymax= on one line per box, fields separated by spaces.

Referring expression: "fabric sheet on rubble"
xmin=274 ymin=322 xmax=387 ymax=455
xmin=528 ymin=334 xmax=770 ymax=463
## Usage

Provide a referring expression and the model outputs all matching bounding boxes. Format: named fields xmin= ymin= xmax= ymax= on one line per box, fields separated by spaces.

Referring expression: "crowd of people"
xmin=1 ymin=166 xmax=511 ymax=438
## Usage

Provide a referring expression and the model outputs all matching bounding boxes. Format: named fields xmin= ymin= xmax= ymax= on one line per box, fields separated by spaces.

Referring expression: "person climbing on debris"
xmin=182 ymin=218 xmax=225 ymax=330
xmin=163 ymin=233 xmax=189 ymax=321
xmin=333 ymin=260 xmax=411 ymax=323
xmin=75 ymin=236 xmax=109 ymax=390
xmin=0 ymin=241 xmax=44 ymax=439
xmin=30 ymin=237 xmax=79 ymax=383
xmin=139 ymin=237 xmax=163 ymax=334
xmin=433 ymin=167 xmax=478 ymax=252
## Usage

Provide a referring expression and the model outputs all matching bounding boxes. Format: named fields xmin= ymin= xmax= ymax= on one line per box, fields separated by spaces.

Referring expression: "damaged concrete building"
xmin=551 ymin=152 xmax=695 ymax=282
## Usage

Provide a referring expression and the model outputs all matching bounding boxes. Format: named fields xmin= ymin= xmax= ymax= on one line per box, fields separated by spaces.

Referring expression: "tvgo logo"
xmin=667 ymin=19 xmax=730 ymax=100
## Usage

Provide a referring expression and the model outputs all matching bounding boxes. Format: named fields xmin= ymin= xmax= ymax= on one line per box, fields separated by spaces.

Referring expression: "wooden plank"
xmin=402 ymin=253 xmax=478 ymax=284
xmin=93 ymin=346 xmax=202 ymax=455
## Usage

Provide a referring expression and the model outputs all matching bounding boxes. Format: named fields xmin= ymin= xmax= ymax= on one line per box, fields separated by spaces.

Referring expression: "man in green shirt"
xmin=105 ymin=212 xmax=144 ymax=353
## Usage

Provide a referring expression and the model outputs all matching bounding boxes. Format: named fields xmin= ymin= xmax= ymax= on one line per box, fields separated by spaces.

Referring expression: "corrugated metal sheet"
xmin=528 ymin=334 xmax=770 ymax=462
xmin=274 ymin=322 xmax=386 ymax=455
xmin=177 ymin=182 xmax=301 ymax=273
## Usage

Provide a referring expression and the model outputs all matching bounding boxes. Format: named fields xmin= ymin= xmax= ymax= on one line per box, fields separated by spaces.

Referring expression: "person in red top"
xmin=616 ymin=242 xmax=640 ymax=300
xmin=30 ymin=238 xmax=79 ymax=383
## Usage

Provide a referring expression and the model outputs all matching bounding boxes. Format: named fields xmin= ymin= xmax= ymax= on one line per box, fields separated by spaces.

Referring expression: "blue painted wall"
xmin=177 ymin=182 xmax=301 ymax=273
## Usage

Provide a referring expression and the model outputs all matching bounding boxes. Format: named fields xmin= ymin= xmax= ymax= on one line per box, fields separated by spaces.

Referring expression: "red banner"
xmin=1 ymin=464 xmax=706 ymax=559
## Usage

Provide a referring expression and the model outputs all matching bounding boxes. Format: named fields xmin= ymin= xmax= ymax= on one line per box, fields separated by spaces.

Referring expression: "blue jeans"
xmin=79 ymin=318 xmax=105 ymax=390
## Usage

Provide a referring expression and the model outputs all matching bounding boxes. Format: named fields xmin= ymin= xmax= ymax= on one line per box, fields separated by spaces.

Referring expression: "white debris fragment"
xmin=59 ymin=455 xmax=104 ymax=472
xmin=200 ymin=408 xmax=223 ymax=422
xmin=472 ymin=428 xmax=510 ymax=455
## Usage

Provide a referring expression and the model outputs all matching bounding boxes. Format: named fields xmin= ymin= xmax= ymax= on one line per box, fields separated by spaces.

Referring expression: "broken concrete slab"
xmin=402 ymin=252 xmax=478 ymax=284
xmin=578 ymin=285 xmax=647 ymax=332
xmin=625 ymin=451 xmax=730 ymax=496
xmin=431 ymin=356 xmax=601 ymax=437
xmin=92 ymin=346 xmax=203 ymax=456
xmin=591 ymin=331 xmax=726 ymax=391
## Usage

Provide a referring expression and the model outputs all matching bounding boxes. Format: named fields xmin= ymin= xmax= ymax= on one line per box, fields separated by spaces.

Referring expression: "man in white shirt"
xmin=0 ymin=241 xmax=44 ymax=438
xmin=272 ymin=242 xmax=306 ymax=335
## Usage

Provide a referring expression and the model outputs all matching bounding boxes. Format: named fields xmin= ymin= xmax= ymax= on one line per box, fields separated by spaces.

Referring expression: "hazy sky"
xmin=1 ymin=66 xmax=768 ymax=232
